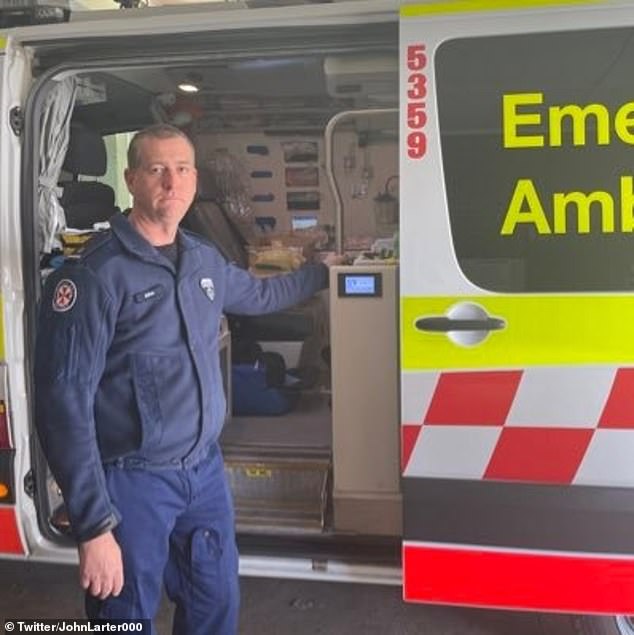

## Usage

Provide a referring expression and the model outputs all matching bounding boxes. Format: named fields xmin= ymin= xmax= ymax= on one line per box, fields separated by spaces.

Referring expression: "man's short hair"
xmin=127 ymin=123 xmax=195 ymax=169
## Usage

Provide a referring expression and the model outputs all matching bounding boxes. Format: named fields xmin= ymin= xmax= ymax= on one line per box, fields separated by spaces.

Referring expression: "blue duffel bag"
xmin=231 ymin=357 xmax=298 ymax=416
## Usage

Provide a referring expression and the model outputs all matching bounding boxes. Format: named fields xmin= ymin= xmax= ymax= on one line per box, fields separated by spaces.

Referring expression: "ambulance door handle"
xmin=415 ymin=317 xmax=505 ymax=332
xmin=414 ymin=302 xmax=506 ymax=346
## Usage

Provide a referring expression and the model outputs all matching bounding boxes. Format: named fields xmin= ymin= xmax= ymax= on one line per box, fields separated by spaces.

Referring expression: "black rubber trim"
xmin=404 ymin=477 xmax=634 ymax=554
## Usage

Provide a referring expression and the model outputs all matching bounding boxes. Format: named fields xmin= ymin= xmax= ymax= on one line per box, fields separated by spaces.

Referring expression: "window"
xmin=104 ymin=132 xmax=134 ymax=211
xmin=436 ymin=27 xmax=634 ymax=292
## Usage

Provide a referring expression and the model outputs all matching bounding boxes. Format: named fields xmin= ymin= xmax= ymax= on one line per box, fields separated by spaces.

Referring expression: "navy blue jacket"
xmin=34 ymin=212 xmax=328 ymax=542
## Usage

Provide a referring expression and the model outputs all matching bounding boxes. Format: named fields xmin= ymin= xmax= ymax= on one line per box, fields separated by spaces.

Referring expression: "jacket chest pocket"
xmin=130 ymin=351 xmax=182 ymax=450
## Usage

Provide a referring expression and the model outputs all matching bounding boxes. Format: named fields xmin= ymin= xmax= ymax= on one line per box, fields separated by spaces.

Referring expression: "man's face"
xmin=124 ymin=135 xmax=197 ymax=226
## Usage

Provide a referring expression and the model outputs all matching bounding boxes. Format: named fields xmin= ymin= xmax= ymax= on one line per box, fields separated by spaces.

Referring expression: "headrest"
xmin=62 ymin=122 xmax=107 ymax=177
xmin=61 ymin=182 xmax=118 ymax=230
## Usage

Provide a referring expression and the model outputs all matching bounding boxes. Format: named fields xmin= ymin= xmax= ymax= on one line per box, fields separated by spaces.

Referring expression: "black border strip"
xmin=404 ymin=477 xmax=634 ymax=554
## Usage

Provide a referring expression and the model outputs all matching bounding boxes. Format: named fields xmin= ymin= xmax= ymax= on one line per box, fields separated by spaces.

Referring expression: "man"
xmin=34 ymin=123 xmax=338 ymax=633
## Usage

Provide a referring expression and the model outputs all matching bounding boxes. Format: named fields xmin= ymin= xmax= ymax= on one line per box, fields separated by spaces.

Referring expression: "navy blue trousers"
xmin=85 ymin=445 xmax=239 ymax=635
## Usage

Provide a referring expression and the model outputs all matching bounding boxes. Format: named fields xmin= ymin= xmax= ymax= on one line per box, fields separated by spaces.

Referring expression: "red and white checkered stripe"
xmin=402 ymin=367 xmax=634 ymax=486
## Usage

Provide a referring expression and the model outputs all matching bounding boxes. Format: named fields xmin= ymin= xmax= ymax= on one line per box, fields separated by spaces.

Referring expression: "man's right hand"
xmin=78 ymin=531 xmax=124 ymax=599
xmin=322 ymin=252 xmax=350 ymax=267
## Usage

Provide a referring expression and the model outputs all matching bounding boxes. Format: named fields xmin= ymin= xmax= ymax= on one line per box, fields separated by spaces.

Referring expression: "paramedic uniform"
xmin=34 ymin=212 xmax=328 ymax=633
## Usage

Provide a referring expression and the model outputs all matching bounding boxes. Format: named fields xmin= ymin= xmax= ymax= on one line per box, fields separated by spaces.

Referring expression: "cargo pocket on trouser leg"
xmin=177 ymin=525 xmax=240 ymax=635
xmin=84 ymin=585 xmax=145 ymax=623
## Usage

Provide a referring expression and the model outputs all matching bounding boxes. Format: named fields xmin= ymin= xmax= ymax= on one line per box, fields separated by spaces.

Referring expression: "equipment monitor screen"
xmin=337 ymin=273 xmax=382 ymax=298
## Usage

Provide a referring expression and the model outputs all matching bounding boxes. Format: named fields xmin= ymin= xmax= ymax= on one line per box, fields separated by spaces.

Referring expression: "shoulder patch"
xmin=200 ymin=277 xmax=215 ymax=302
xmin=52 ymin=279 xmax=78 ymax=312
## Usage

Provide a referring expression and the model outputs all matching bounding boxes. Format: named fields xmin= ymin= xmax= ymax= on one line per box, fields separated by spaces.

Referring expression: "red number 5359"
xmin=406 ymin=44 xmax=427 ymax=159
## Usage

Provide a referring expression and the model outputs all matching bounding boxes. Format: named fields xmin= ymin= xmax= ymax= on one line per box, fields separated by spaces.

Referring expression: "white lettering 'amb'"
xmin=500 ymin=176 xmax=634 ymax=236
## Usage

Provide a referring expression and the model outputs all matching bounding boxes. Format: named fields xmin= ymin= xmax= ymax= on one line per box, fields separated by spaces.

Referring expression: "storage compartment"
xmin=330 ymin=265 xmax=401 ymax=536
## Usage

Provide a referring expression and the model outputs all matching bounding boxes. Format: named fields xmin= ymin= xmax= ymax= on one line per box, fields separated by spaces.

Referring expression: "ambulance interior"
xmin=32 ymin=35 xmax=401 ymax=559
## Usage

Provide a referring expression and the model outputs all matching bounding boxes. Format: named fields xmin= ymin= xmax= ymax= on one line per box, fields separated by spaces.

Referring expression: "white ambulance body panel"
xmin=400 ymin=0 xmax=634 ymax=617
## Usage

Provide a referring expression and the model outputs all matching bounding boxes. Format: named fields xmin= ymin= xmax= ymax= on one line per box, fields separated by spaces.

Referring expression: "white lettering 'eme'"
xmin=502 ymin=92 xmax=634 ymax=148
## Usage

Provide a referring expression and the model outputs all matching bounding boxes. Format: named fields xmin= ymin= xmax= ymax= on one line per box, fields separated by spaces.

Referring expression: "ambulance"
xmin=3 ymin=0 xmax=634 ymax=631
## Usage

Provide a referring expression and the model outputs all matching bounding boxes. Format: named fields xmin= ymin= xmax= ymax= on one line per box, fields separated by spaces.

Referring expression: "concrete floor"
xmin=0 ymin=558 xmax=587 ymax=634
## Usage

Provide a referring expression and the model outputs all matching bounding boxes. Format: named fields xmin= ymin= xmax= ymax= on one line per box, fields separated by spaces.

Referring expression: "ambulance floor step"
xmin=223 ymin=449 xmax=331 ymax=533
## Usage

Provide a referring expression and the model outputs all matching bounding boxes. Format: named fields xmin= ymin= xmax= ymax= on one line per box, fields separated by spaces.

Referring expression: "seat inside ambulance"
xmin=59 ymin=121 xmax=120 ymax=229
xmin=182 ymin=172 xmax=329 ymax=400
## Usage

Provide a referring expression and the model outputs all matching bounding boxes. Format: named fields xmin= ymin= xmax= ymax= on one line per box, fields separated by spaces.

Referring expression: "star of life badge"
xmin=52 ymin=279 xmax=78 ymax=312
xmin=200 ymin=277 xmax=215 ymax=302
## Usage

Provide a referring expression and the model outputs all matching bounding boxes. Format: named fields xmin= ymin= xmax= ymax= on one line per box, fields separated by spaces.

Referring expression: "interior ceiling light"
xmin=177 ymin=82 xmax=200 ymax=94
xmin=178 ymin=72 xmax=202 ymax=94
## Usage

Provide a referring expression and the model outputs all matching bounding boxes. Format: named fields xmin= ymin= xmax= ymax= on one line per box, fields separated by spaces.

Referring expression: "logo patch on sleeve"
xmin=52 ymin=279 xmax=78 ymax=312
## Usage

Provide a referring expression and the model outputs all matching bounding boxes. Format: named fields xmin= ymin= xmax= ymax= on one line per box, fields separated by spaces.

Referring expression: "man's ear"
xmin=123 ymin=168 xmax=135 ymax=194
